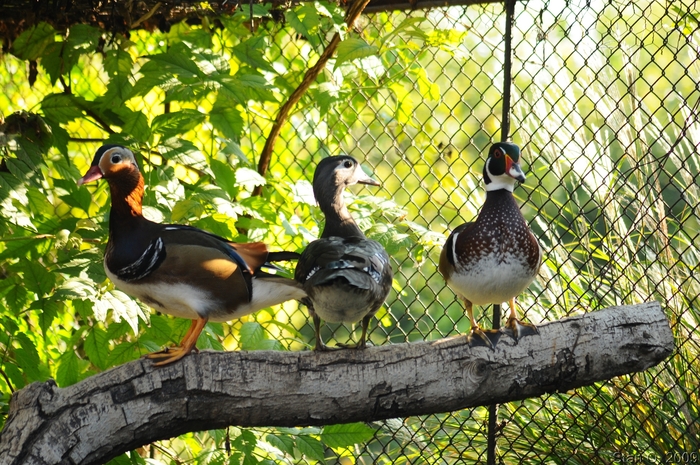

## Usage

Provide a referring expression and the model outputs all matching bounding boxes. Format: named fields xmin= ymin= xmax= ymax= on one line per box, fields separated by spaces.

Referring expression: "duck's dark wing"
xmin=295 ymin=236 xmax=392 ymax=293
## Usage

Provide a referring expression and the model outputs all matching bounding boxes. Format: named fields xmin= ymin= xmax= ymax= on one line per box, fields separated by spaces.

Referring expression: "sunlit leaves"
xmin=235 ymin=167 xmax=267 ymax=190
xmin=232 ymin=36 xmax=276 ymax=73
xmin=295 ymin=434 xmax=326 ymax=461
xmin=321 ymin=423 xmax=376 ymax=448
xmin=335 ymin=37 xmax=379 ymax=69
xmin=0 ymin=5 xmax=482 ymax=462
xmin=93 ymin=290 xmax=147 ymax=333
xmin=209 ymin=100 xmax=244 ymax=142
xmin=286 ymin=4 xmax=322 ymax=47
xmin=152 ymin=109 xmax=206 ymax=136
xmin=172 ymin=199 xmax=205 ymax=222
xmin=143 ymin=42 xmax=202 ymax=81
xmin=102 ymin=50 xmax=135 ymax=107
xmin=62 ymin=24 xmax=102 ymax=71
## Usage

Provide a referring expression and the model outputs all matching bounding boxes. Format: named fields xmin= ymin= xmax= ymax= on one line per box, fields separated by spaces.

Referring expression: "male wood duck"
xmin=78 ymin=144 xmax=306 ymax=366
xmin=295 ymin=155 xmax=393 ymax=351
xmin=439 ymin=142 xmax=541 ymax=349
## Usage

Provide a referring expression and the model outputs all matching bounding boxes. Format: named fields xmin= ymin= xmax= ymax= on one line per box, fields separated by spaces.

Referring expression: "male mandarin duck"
xmin=78 ymin=144 xmax=306 ymax=366
xmin=439 ymin=142 xmax=541 ymax=349
xmin=295 ymin=155 xmax=393 ymax=351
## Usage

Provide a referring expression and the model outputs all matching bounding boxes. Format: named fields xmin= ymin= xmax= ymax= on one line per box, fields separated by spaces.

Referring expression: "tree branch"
xmin=251 ymin=0 xmax=371 ymax=196
xmin=0 ymin=302 xmax=672 ymax=465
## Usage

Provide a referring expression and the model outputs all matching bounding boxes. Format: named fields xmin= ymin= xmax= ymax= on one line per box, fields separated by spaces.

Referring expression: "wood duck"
xmin=78 ymin=144 xmax=306 ymax=366
xmin=295 ymin=155 xmax=393 ymax=351
xmin=439 ymin=142 xmax=541 ymax=349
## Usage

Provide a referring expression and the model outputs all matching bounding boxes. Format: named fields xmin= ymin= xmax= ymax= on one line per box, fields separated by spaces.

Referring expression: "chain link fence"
xmin=1 ymin=0 xmax=698 ymax=463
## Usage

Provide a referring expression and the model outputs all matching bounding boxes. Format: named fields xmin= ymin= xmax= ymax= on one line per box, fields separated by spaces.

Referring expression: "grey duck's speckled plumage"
xmin=295 ymin=155 xmax=393 ymax=350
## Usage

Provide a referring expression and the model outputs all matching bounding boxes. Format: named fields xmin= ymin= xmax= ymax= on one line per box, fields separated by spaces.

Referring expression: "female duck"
xmin=295 ymin=155 xmax=393 ymax=351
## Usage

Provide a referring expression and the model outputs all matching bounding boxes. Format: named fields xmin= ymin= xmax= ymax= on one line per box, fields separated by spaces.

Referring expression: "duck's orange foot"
xmin=145 ymin=345 xmax=197 ymax=366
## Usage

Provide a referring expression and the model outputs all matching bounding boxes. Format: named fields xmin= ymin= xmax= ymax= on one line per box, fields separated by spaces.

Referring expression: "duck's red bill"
xmin=77 ymin=165 xmax=103 ymax=186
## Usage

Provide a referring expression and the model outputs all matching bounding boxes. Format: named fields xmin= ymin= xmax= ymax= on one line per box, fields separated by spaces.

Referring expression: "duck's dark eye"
xmin=493 ymin=149 xmax=503 ymax=159
xmin=111 ymin=155 xmax=121 ymax=164
xmin=343 ymin=160 xmax=353 ymax=169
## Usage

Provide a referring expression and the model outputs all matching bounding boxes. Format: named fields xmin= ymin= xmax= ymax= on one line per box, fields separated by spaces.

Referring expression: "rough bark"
xmin=0 ymin=302 xmax=672 ymax=465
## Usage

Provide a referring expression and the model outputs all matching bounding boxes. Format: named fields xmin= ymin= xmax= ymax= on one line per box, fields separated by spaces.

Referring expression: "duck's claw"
xmin=145 ymin=345 xmax=195 ymax=366
xmin=501 ymin=318 xmax=539 ymax=342
xmin=466 ymin=327 xmax=501 ymax=350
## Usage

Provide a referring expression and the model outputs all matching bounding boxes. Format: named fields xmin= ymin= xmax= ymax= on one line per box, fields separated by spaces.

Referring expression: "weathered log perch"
xmin=0 ymin=302 xmax=672 ymax=465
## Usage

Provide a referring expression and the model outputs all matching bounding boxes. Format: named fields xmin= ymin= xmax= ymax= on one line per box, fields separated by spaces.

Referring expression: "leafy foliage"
xmin=1 ymin=1 xmax=698 ymax=464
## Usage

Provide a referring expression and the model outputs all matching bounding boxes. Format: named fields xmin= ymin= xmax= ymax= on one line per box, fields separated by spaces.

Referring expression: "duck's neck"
xmin=318 ymin=189 xmax=365 ymax=239
xmin=108 ymin=170 xmax=145 ymax=227
xmin=480 ymin=189 xmax=524 ymax=221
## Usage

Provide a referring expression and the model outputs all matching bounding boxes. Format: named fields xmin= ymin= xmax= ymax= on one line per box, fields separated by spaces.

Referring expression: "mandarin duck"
xmin=295 ymin=155 xmax=393 ymax=351
xmin=78 ymin=144 xmax=306 ymax=366
xmin=439 ymin=142 xmax=541 ymax=349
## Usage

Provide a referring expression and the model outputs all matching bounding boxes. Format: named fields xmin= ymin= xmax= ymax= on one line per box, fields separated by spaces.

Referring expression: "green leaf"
xmin=94 ymin=290 xmax=147 ymax=333
xmin=234 ymin=167 xmax=266 ymax=190
xmin=321 ymin=423 xmax=375 ymax=448
xmin=11 ymin=22 xmax=56 ymax=60
xmin=59 ymin=187 xmax=93 ymax=213
xmin=84 ymin=327 xmax=109 ymax=370
xmin=285 ymin=5 xmax=321 ymax=45
xmin=23 ymin=260 xmax=55 ymax=296
xmin=254 ymin=339 xmax=284 ymax=351
xmin=38 ymin=42 xmax=63 ymax=84
xmin=217 ymin=74 xmax=273 ymax=104
xmin=117 ymin=109 xmax=151 ymax=143
xmin=53 ymin=278 xmax=98 ymax=301
xmin=41 ymin=94 xmax=85 ymax=124
xmin=14 ymin=333 xmax=42 ymax=382
xmin=105 ymin=49 xmax=134 ymax=76
xmin=239 ymin=322 xmax=265 ymax=350
xmin=169 ymin=22 xmax=213 ymax=49
xmin=231 ymin=430 xmax=258 ymax=457
xmin=209 ymin=101 xmax=244 ymax=142
xmin=210 ymin=159 xmax=238 ymax=198
xmin=130 ymin=72 xmax=174 ymax=97
xmin=144 ymin=42 xmax=201 ymax=80
xmin=37 ymin=299 xmax=60 ymax=334
xmin=172 ymin=199 xmax=204 ymax=222
xmin=2 ymin=362 xmax=26 ymax=390
xmin=63 ymin=24 xmax=101 ymax=70
xmin=159 ymin=138 xmax=207 ymax=169
xmin=410 ymin=66 xmax=440 ymax=102
xmin=265 ymin=434 xmax=295 ymax=456
xmin=231 ymin=36 xmax=276 ymax=73
xmin=335 ymin=38 xmax=379 ymax=69
xmin=295 ymin=435 xmax=326 ymax=461
xmin=152 ymin=109 xmax=206 ymax=136
xmin=144 ymin=314 xmax=172 ymax=345
xmin=106 ymin=341 xmax=141 ymax=367
xmin=56 ymin=350 xmax=81 ymax=387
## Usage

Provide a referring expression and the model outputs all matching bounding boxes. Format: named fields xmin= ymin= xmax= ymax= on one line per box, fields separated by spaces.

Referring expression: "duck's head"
xmin=77 ymin=145 xmax=140 ymax=186
xmin=312 ymin=155 xmax=379 ymax=197
xmin=483 ymin=142 xmax=527 ymax=192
